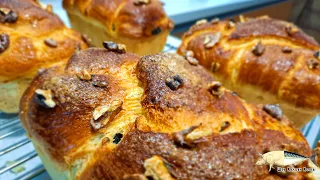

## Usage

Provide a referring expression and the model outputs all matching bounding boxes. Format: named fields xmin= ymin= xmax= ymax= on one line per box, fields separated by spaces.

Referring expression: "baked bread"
xmin=178 ymin=16 xmax=320 ymax=128
xmin=20 ymin=44 xmax=316 ymax=179
xmin=0 ymin=0 xmax=88 ymax=113
xmin=63 ymin=0 xmax=174 ymax=55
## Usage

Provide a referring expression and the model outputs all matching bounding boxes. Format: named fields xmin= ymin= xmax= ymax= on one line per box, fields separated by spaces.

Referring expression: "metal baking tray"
xmin=0 ymin=36 xmax=319 ymax=180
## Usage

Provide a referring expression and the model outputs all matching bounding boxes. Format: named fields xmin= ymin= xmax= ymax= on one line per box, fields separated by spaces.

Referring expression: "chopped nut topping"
xmin=195 ymin=19 xmax=208 ymax=25
xmin=285 ymin=25 xmax=298 ymax=36
xmin=44 ymin=38 xmax=58 ymax=48
xmin=113 ymin=133 xmax=123 ymax=144
xmin=0 ymin=33 xmax=10 ymax=54
xmin=211 ymin=61 xmax=220 ymax=72
xmin=185 ymin=50 xmax=194 ymax=57
xmin=0 ymin=8 xmax=18 ymax=23
xmin=252 ymin=41 xmax=265 ymax=56
xmin=123 ymin=174 xmax=148 ymax=180
xmin=204 ymin=32 xmax=221 ymax=49
xmin=227 ymin=21 xmax=235 ymax=29
xmin=208 ymin=81 xmax=224 ymax=98
xmin=314 ymin=50 xmax=320 ymax=60
xmin=117 ymin=44 xmax=127 ymax=53
xmin=307 ymin=59 xmax=319 ymax=70
xmin=91 ymin=100 xmax=123 ymax=130
xmin=93 ymin=100 xmax=123 ymax=120
xmin=173 ymin=124 xmax=201 ymax=148
xmin=46 ymin=4 xmax=52 ymax=13
xmin=263 ymin=104 xmax=283 ymax=120
xmin=220 ymin=121 xmax=230 ymax=132
xmin=239 ymin=15 xmax=246 ymax=23
xmin=168 ymin=21 xmax=174 ymax=29
xmin=102 ymin=41 xmax=126 ymax=53
xmin=134 ymin=0 xmax=150 ymax=5
xmin=144 ymin=156 xmax=175 ymax=180
xmin=34 ymin=89 xmax=56 ymax=108
xmin=165 ymin=75 xmax=183 ymax=90
xmin=186 ymin=56 xmax=199 ymax=66
xmin=211 ymin=18 xmax=219 ymax=24
xmin=186 ymin=129 xmax=212 ymax=141
xmin=76 ymin=70 xmax=92 ymax=81
xmin=185 ymin=50 xmax=198 ymax=65
xmin=81 ymin=34 xmax=93 ymax=47
xmin=282 ymin=46 xmax=292 ymax=53
xmin=152 ymin=27 xmax=162 ymax=35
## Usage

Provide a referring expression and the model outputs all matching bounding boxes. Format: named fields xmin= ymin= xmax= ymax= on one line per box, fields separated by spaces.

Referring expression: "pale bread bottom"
xmin=213 ymin=75 xmax=318 ymax=128
xmin=0 ymin=79 xmax=31 ymax=113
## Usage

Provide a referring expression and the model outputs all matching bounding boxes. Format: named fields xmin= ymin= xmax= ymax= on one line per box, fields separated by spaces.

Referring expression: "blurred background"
xmin=43 ymin=0 xmax=320 ymax=41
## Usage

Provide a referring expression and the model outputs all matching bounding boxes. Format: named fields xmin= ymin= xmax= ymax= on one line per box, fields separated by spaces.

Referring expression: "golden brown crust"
xmin=63 ymin=0 xmax=174 ymax=39
xmin=20 ymin=48 xmax=312 ymax=179
xmin=178 ymin=17 xmax=320 ymax=110
xmin=0 ymin=0 xmax=88 ymax=82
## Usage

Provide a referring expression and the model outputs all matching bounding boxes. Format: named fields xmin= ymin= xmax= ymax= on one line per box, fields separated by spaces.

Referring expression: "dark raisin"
xmin=151 ymin=27 xmax=162 ymax=35
xmin=0 ymin=33 xmax=9 ymax=53
xmin=263 ymin=104 xmax=283 ymax=120
xmin=134 ymin=0 xmax=150 ymax=5
xmin=44 ymin=38 xmax=58 ymax=48
xmin=0 ymin=9 xmax=18 ymax=23
xmin=220 ymin=121 xmax=230 ymax=132
xmin=165 ymin=75 xmax=183 ymax=90
xmin=3 ymin=11 xmax=18 ymax=23
xmin=112 ymin=24 xmax=116 ymax=31
xmin=103 ymin=41 xmax=118 ymax=50
xmin=113 ymin=133 xmax=123 ymax=144
xmin=208 ymin=81 xmax=224 ymax=97
xmin=307 ymin=59 xmax=319 ymax=70
xmin=34 ymin=93 xmax=47 ymax=108
xmin=252 ymin=41 xmax=264 ymax=56
xmin=232 ymin=91 xmax=238 ymax=96
xmin=314 ymin=50 xmax=320 ymax=59
xmin=282 ymin=47 xmax=292 ymax=53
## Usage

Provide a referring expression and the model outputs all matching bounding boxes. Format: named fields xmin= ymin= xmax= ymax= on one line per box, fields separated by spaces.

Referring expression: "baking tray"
xmin=0 ymin=36 xmax=319 ymax=180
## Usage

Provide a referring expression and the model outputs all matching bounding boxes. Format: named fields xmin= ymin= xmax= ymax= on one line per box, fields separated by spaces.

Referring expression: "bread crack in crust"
xmin=0 ymin=0 xmax=88 ymax=113
xmin=20 ymin=48 xmax=316 ymax=179
xmin=178 ymin=16 xmax=320 ymax=127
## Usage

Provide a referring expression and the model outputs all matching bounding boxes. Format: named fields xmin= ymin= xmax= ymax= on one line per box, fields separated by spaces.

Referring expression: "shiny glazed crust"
xmin=0 ymin=0 xmax=88 ymax=113
xmin=178 ymin=17 xmax=320 ymax=127
xmin=20 ymin=48 xmax=314 ymax=179
xmin=63 ymin=0 xmax=174 ymax=55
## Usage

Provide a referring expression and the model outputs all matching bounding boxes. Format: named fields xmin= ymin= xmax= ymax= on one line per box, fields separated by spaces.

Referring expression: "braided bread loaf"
xmin=20 ymin=43 xmax=315 ymax=179
xmin=0 ymin=0 xmax=88 ymax=113
xmin=178 ymin=16 xmax=320 ymax=128
xmin=63 ymin=0 xmax=174 ymax=55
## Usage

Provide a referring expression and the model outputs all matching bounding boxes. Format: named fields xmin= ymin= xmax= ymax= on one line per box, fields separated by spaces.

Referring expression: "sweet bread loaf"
xmin=20 ymin=43 xmax=315 ymax=179
xmin=0 ymin=0 xmax=88 ymax=113
xmin=63 ymin=0 xmax=174 ymax=55
xmin=178 ymin=16 xmax=320 ymax=127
